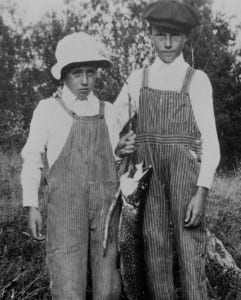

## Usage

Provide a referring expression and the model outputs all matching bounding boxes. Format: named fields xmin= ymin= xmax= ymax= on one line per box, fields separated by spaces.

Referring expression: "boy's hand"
xmin=115 ymin=130 xmax=136 ymax=157
xmin=28 ymin=207 xmax=45 ymax=241
xmin=184 ymin=187 xmax=208 ymax=228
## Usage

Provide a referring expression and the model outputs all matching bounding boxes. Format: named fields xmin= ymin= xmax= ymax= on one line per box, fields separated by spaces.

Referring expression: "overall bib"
xmin=136 ymin=67 xmax=207 ymax=300
xmin=46 ymin=98 xmax=120 ymax=300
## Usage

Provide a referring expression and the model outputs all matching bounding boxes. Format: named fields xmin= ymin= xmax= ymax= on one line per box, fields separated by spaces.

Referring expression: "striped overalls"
xmin=136 ymin=67 xmax=207 ymax=300
xmin=46 ymin=98 xmax=120 ymax=300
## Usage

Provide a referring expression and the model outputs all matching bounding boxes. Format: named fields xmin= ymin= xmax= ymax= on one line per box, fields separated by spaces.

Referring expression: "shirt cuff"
xmin=22 ymin=188 xmax=39 ymax=208
xmin=197 ymin=168 xmax=216 ymax=189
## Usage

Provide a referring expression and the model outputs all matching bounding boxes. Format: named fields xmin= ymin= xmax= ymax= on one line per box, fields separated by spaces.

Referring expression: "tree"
xmin=0 ymin=0 xmax=241 ymax=167
xmin=183 ymin=0 xmax=241 ymax=168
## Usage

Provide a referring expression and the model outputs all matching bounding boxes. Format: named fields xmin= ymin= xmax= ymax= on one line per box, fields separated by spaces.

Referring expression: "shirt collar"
xmin=152 ymin=53 xmax=186 ymax=72
xmin=62 ymin=85 xmax=97 ymax=106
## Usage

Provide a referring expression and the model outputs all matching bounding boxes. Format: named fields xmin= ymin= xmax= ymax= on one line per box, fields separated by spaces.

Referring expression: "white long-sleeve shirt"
xmin=114 ymin=54 xmax=220 ymax=189
xmin=21 ymin=86 xmax=119 ymax=207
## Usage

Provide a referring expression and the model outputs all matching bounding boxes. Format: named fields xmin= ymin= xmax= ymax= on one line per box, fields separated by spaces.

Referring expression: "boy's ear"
xmin=183 ymin=35 xmax=188 ymax=46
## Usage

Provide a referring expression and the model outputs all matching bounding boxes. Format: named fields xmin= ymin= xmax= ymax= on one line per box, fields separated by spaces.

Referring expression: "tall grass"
xmin=1 ymin=151 xmax=241 ymax=299
xmin=0 ymin=151 xmax=23 ymax=223
xmin=0 ymin=151 xmax=49 ymax=299
xmin=205 ymin=169 xmax=241 ymax=299
xmin=207 ymin=169 xmax=241 ymax=255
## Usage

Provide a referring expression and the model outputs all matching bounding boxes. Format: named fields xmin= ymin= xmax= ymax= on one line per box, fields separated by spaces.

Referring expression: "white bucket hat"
xmin=51 ymin=32 xmax=112 ymax=80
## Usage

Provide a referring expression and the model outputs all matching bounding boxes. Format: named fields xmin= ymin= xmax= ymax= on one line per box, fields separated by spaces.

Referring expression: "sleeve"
xmin=189 ymin=70 xmax=221 ymax=189
xmin=21 ymin=100 xmax=49 ymax=207
xmin=104 ymin=102 xmax=121 ymax=160
xmin=113 ymin=70 xmax=142 ymax=134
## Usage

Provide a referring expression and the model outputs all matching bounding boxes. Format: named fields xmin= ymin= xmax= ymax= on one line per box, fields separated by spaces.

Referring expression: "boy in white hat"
xmin=115 ymin=1 xmax=220 ymax=299
xmin=21 ymin=32 xmax=126 ymax=299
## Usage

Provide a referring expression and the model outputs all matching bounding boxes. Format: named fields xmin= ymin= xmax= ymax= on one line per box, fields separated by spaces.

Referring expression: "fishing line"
xmin=190 ymin=23 xmax=205 ymax=68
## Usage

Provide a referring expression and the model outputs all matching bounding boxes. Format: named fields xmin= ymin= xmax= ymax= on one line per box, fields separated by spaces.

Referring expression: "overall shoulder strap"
xmin=181 ymin=67 xmax=196 ymax=94
xmin=99 ymin=100 xmax=105 ymax=118
xmin=55 ymin=97 xmax=78 ymax=119
xmin=54 ymin=90 xmax=78 ymax=119
xmin=141 ymin=66 xmax=149 ymax=88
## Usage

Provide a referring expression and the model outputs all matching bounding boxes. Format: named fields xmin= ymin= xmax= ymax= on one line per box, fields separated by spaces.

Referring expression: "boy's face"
xmin=151 ymin=26 xmax=187 ymax=63
xmin=64 ymin=65 xmax=97 ymax=100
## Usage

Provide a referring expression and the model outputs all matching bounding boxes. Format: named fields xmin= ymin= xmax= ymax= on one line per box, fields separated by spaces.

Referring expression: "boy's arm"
xmin=105 ymin=102 xmax=136 ymax=159
xmin=112 ymin=71 xmax=142 ymax=157
xmin=21 ymin=101 xmax=48 ymax=207
xmin=28 ymin=207 xmax=45 ymax=241
xmin=21 ymin=101 xmax=48 ymax=239
xmin=184 ymin=71 xmax=220 ymax=227
xmin=184 ymin=186 xmax=208 ymax=228
xmin=113 ymin=71 xmax=141 ymax=134
xmin=190 ymin=70 xmax=220 ymax=189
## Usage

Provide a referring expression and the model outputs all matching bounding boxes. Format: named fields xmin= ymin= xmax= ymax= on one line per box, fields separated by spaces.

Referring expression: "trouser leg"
xmin=143 ymin=177 xmax=175 ymax=300
xmin=47 ymin=189 xmax=88 ymax=300
xmin=89 ymin=181 xmax=121 ymax=300
xmin=174 ymin=220 xmax=207 ymax=300
xmin=170 ymin=146 xmax=207 ymax=300
xmin=138 ymin=145 xmax=175 ymax=300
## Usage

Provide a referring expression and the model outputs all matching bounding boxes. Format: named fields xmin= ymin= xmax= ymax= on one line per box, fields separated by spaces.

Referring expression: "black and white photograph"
xmin=0 ymin=0 xmax=241 ymax=299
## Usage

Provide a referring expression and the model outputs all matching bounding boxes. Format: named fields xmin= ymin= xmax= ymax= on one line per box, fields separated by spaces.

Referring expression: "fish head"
xmin=120 ymin=163 xmax=152 ymax=208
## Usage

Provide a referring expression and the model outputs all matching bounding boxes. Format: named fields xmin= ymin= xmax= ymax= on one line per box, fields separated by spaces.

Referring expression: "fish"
xmin=103 ymin=162 xmax=152 ymax=300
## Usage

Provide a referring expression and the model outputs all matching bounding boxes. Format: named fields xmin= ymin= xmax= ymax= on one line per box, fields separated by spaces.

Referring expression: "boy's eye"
xmin=155 ymin=33 xmax=181 ymax=40
xmin=155 ymin=33 xmax=165 ymax=37
xmin=70 ymin=68 xmax=96 ymax=77
xmin=155 ymin=33 xmax=166 ymax=39
xmin=87 ymin=71 xmax=95 ymax=76
xmin=72 ymin=70 xmax=82 ymax=76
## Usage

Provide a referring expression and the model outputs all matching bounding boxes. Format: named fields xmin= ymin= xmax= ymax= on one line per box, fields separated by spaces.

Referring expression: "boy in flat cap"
xmin=21 ymin=32 xmax=123 ymax=300
xmin=115 ymin=1 xmax=220 ymax=299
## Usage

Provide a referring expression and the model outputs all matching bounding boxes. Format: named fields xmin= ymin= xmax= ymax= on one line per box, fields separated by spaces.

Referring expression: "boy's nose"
xmin=82 ymin=72 xmax=88 ymax=86
xmin=165 ymin=33 xmax=172 ymax=49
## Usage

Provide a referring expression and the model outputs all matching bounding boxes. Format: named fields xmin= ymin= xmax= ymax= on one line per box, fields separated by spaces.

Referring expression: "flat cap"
xmin=143 ymin=0 xmax=200 ymax=34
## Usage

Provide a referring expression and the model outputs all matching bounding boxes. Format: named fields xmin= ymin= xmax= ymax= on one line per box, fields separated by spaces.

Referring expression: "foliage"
xmin=0 ymin=0 xmax=240 ymax=161
xmin=0 ymin=3 xmax=241 ymax=296
xmin=0 ymin=108 xmax=28 ymax=151
xmin=0 ymin=214 xmax=50 ymax=300
xmin=2 ymin=151 xmax=241 ymax=299
xmin=205 ymin=169 xmax=241 ymax=299
xmin=206 ymin=260 xmax=241 ymax=300
xmin=183 ymin=0 xmax=241 ymax=168
xmin=0 ymin=151 xmax=22 ymax=224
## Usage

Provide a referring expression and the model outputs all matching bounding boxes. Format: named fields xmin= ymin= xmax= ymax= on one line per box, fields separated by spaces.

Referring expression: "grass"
xmin=1 ymin=150 xmax=241 ymax=299
xmin=205 ymin=170 xmax=241 ymax=299
xmin=0 ymin=151 xmax=22 ymax=223
xmin=207 ymin=169 xmax=241 ymax=257
xmin=0 ymin=151 xmax=49 ymax=299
